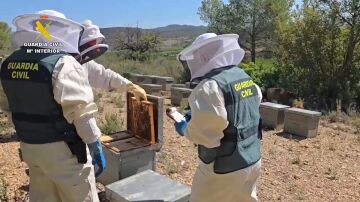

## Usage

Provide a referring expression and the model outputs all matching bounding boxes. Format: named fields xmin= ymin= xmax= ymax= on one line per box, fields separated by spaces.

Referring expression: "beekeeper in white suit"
xmin=77 ymin=20 xmax=146 ymax=98
xmin=0 ymin=10 xmax=145 ymax=202
xmin=174 ymin=33 xmax=262 ymax=202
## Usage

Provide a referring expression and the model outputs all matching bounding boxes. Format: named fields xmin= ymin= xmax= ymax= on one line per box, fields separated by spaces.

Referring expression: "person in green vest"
xmin=0 ymin=10 xmax=145 ymax=202
xmin=174 ymin=33 xmax=263 ymax=202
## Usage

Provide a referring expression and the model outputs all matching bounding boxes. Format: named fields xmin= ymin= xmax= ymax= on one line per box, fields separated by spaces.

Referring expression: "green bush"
xmin=99 ymin=113 xmax=123 ymax=135
xmin=240 ymin=58 xmax=279 ymax=88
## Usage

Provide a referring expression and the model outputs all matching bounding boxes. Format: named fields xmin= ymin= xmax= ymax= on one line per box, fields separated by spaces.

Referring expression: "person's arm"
xmin=52 ymin=56 xmax=101 ymax=144
xmin=184 ymin=80 xmax=229 ymax=148
xmin=85 ymin=60 xmax=131 ymax=91
xmin=84 ymin=60 xmax=147 ymax=101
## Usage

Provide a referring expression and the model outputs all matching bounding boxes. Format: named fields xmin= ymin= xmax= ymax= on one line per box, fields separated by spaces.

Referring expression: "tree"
xmin=0 ymin=22 xmax=11 ymax=54
xmin=113 ymin=26 xmax=160 ymax=61
xmin=198 ymin=0 xmax=291 ymax=62
xmin=276 ymin=0 xmax=360 ymax=111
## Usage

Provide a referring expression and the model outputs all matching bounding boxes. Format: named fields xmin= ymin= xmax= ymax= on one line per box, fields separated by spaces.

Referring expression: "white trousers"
xmin=190 ymin=159 xmax=261 ymax=202
xmin=20 ymin=141 xmax=99 ymax=202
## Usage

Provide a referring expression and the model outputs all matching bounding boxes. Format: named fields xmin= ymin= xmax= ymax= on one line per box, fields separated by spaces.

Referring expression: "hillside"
xmin=100 ymin=24 xmax=207 ymax=49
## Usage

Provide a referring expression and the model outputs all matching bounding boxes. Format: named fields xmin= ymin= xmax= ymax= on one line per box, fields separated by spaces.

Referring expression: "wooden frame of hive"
xmin=100 ymin=92 xmax=163 ymax=153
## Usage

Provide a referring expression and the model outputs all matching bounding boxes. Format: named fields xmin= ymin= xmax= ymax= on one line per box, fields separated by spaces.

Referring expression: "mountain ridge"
xmin=100 ymin=24 xmax=208 ymax=48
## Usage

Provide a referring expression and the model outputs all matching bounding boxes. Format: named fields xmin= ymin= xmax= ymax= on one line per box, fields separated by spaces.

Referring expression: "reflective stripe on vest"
xmin=198 ymin=66 xmax=261 ymax=174
xmin=0 ymin=47 xmax=78 ymax=144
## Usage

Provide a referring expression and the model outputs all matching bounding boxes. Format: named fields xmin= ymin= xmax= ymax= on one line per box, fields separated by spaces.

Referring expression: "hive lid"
xmin=260 ymin=102 xmax=290 ymax=109
xmin=141 ymin=84 xmax=162 ymax=88
xmin=106 ymin=170 xmax=190 ymax=202
xmin=285 ymin=107 xmax=322 ymax=117
xmin=171 ymin=87 xmax=193 ymax=92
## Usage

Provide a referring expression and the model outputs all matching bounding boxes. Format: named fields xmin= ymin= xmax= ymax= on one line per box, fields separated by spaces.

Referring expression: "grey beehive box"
xmin=171 ymin=87 xmax=192 ymax=106
xmin=260 ymin=102 xmax=290 ymax=130
xmin=98 ymin=95 xmax=164 ymax=185
xmin=106 ymin=170 xmax=191 ymax=202
xmin=141 ymin=84 xmax=163 ymax=96
xmin=152 ymin=76 xmax=174 ymax=91
xmin=284 ymin=108 xmax=322 ymax=138
xmin=172 ymin=84 xmax=186 ymax=88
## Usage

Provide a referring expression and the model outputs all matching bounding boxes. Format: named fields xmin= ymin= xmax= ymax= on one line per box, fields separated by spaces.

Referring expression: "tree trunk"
xmin=251 ymin=36 xmax=256 ymax=62
xmin=251 ymin=7 xmax=257 ymax=63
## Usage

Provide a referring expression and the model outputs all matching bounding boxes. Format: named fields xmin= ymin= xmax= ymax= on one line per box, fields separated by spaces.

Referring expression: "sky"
xmin=0 ymin=0 xmax=303 ymax=30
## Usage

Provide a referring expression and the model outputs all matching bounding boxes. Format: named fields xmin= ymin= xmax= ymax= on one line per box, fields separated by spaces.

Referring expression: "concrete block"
xmin=284 ymin=108 xmax=321 ymax=138
xmin=260 ymin=102 xmax=290 ymax=130
xmin=152 ymin=76 xmax=175 ymax=91
xmin=171 ymin=87 xmax=193 ymax=106
xmin=141 ymin=84 xmax=162 ymax=96
xmin=142 ymin=75 xmax=157 ymax=84
xmin=106 ymin=170 xmax=191 ymax=202
xmin=172 ymin=84 xmax=186 ymax=88
xmin=129 ymin=73 xmax=144 ymax=84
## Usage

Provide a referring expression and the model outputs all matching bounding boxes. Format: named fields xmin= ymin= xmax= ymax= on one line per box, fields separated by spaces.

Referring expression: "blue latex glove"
xmin=174 ymin=119 xmax=188 ymax=136
xmin=184 ymin=110 xmax=192 ymax=122
xmin=87 ymin=139 xmax=106 ymax=177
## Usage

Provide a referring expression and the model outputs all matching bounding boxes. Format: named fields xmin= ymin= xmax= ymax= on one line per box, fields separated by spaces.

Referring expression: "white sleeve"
xmin=185 ymin=80 xmax=229 ymax=148
xmin=73 ymin=114 xmax=101 ymax=144
xmin=254 ymin=83 xmax=263 ymax=104
xmin=84 ymin=60 xmax=131 ymax=91
xmin=52 ymin=55 xmax=100 ymax=143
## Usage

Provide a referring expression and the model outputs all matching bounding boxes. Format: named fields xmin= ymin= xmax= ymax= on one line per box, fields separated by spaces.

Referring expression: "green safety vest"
xmin=0 ymin=47 xmax=79 ymax=144
xmin=198 ymin=66 xmax=261 ymax=174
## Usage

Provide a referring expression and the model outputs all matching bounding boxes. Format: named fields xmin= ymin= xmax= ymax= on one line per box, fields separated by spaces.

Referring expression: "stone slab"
xmin=106 ymin=170 xmax=191 ymax=202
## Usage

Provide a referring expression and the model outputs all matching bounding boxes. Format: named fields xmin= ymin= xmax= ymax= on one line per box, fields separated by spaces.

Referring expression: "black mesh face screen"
xmin=80 ymin=46 xmax=107 ymax=64
xmin=179 ymin=59 xmax=191 ymax=82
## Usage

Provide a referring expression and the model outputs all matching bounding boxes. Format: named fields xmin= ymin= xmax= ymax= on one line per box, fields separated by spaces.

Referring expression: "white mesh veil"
xmin=178 ymin=34 xmax=245 ymax=80
xmin=12 ymin=10 xmax=84 ymax=54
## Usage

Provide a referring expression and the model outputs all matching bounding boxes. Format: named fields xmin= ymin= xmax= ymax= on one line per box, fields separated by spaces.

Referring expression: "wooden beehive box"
xmin=98 ymin=93 xmax=164 ymax=185
xmin=100 ymin=92 xmax=163 ymax=152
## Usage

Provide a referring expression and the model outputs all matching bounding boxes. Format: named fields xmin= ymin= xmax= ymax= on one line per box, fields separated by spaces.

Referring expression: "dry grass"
xmin=95 ymin=53 xmax=185 ymax=82
xmin=0 ymin=177 xmax=7 ymax=202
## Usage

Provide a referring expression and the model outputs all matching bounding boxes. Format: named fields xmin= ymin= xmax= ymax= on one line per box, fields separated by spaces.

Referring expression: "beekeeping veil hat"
xmin=11 ymin=10 xmax=84 ymax=54
xmin=177 ymin=33 xmax=245 ymax=81
xmin=79 ymin=20 xmax=109 ymax=64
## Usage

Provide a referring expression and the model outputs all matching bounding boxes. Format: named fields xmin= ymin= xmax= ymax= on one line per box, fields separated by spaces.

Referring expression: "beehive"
xmin=140 ymin=84 xmax=162 ymax=96
xmin=152 ymin=76 xmax=174 ymax=91
xmin=171 ymin=87 xmax=192 ymax=106
xmin=260 ymin=102 xmax=290 ymax=130
xmin=172 ymin=84 xmax=186 ymax=88
xmin=284 ymin=108 xmax=321 ymax=138
xmin=98 ymin=93 xmax=164 ymax=185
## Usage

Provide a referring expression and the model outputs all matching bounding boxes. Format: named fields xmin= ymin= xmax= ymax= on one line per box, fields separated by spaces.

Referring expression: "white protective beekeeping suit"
xmin=79 ymin=20 xmax=147 ymax=100
xmin=1 ymin=10 xmax=100 ymax=202
xmin=178 ymin=33 xmax=262 ymax=202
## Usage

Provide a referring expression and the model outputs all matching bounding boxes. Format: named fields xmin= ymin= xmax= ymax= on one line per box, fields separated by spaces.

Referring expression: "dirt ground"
xmin=0 ymin=91 xmax=359 ymax=202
